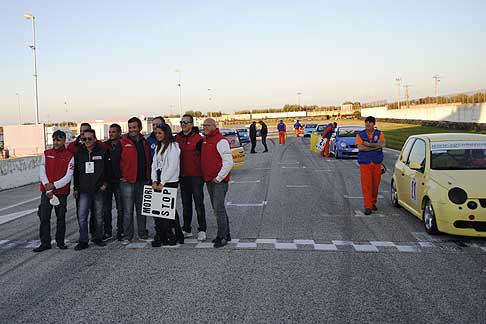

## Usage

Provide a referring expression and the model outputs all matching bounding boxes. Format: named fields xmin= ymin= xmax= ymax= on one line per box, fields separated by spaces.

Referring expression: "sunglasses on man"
xmin=179 ymin=121 xmax=192 ymax=125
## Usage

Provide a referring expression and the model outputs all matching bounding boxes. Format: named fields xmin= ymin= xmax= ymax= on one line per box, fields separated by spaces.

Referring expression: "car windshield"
xmin=237 ymin=129 xmax=248 ymax=134
xmin=317 ymin=125 xmax=326 ymax=131
xmin=431 ymin=148 xmax=486 ymax=170
xmin=305 ymin=124 xmax=317 ymax=128
xmin=337 ymin=128 xmax=362 ymax=137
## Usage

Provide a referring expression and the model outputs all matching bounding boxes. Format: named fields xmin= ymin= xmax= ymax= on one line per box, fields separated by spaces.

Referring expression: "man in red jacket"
xmin=176 ymin=114 xmax=207 ymax=241
xmin=201 ymin=118 xmax=234 ymax=248
xmin=33 ymin=130 xmax=74 ymax=252
xmin=112 ymin=117 xmax=152 ymax=244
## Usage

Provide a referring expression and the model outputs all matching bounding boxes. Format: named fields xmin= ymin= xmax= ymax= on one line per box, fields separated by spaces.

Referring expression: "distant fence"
xmin=361 ymin=103 xmax=486 ymax=124
xmin=217 ymin=110 xmax=340 ymax=122
xmin=0 ymin=156 xmax=41 ymax=191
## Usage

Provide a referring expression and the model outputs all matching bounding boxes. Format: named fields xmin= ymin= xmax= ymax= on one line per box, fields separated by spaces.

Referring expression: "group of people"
xmin=33 ymin=115 xmax=234 ymax=252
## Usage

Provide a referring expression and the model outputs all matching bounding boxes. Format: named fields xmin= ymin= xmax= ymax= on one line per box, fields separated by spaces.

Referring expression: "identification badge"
xmin=85 ymin=162 xmax=94 ymax=174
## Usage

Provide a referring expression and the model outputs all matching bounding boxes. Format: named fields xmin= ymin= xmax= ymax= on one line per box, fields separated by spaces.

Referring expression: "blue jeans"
xmin=77 ymin=191 xmax=104 ymax=243
xmin=180 ymin=176 xmax=206 ymax=233
xmin=206 ymin=181 xmax=230 ymax=240
xmin=120 ymin=181 xmax=147 ymax=240
xmin=103 ymin=185 xmax=124 ymax=235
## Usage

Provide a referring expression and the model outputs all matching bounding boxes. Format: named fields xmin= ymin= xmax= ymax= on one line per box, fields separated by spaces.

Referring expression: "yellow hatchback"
xmin=220 ymin=128 xmax=246 ymax=169
xmin=391 ymin=133 xmax=486 ymax=237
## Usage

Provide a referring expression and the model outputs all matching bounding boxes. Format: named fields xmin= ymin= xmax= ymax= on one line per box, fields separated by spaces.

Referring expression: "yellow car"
xmin=391 ymin=133 xmax=486 ymax=237
xmin=220 ymin=128 xmax=246 ymax=169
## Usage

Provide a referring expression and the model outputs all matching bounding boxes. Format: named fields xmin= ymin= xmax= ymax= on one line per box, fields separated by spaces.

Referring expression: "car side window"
xmin=400 ymin=138 xmax=416 ymax=163
xmin=407 ymin=139 xmax=426 ymax=168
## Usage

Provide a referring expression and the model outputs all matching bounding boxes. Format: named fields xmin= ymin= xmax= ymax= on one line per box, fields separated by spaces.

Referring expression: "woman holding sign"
xmin=151 ymin=124 xmax=184 ymax=247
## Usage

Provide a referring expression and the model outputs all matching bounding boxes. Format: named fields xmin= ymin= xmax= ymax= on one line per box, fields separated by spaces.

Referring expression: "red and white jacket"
xmin=39 ymin=146 xmax=74 ymax=195
xmin=118 ymin=135 xmax=151 ymax=184
xmin=201 ymin=129 xmax=233 ymax=183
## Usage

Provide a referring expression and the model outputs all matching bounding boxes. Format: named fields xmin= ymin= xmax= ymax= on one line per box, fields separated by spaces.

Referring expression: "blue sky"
xmin=1 ymin=0 xmax=485 ymax=125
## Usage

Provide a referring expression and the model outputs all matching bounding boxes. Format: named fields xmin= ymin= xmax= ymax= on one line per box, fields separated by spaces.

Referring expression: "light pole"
xmin=16 ymin=93 xmax=22 ymax=124
xmin=175 ymin=69 xmax=183 ymax=119
xmin=395 ymin=77 xmax=402 ymax=109
xmin=208 ymin=88 xmax=213 ymax=118
xmin=24 ymin=13 xmax=40 ymax=124
xmin=404 ymin=84 xmax=411 ymax=109
xmin=297 ymin=91 xmax=302 ymax=108
xmin=433 ymin=74 xmax=441 ymax=104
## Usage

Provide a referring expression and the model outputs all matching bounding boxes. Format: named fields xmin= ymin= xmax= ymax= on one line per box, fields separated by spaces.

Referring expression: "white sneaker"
xmin=197 ymin=231 xmax=206 ymax=241
xmin=121 ymin=239 xmax=131 ymax=245
xmin=183 ymin=231 xmax=193 ymax=238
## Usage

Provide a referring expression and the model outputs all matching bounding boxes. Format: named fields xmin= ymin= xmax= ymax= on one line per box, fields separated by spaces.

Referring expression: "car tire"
xmin=335 ymin=151 xmax=341 ymax=159
xmin=423 ymin=198 xmax=439 ymax=235
xmin=391 ymin=180 xmax=399 ymax=207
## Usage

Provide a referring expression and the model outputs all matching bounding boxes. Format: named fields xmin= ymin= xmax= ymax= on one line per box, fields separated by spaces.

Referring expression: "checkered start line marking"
xmin=1 ymin=238 xmax=485 ymax=254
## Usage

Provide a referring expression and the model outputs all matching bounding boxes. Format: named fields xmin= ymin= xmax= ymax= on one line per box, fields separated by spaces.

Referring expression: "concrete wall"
xmin=361 ymin=103 xmax=486 ymax=123
xmin=0 ymin=155 xmax=41 ymax=191
xmin=4 ymin=124 xmax=46 ymax=156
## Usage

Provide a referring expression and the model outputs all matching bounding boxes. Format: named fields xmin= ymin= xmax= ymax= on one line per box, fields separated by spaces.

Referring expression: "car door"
xmin=395 ymin=138 xmax=415 ymax=205
xmin=402 ymin=138 xmax=427 ymax=216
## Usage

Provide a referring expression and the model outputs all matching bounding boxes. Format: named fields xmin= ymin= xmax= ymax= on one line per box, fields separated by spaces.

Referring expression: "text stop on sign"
xmin=141 ymin=185 xmax=177 ymax=220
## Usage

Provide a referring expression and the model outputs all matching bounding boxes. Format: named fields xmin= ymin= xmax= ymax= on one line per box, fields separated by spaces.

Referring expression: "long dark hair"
xmin=155 ymin=124 xmax=175 ymax=156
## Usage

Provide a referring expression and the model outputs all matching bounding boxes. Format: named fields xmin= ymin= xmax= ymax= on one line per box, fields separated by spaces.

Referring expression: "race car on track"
xmin=303 ymin=123 xmax=318 ymax=137
xmin=391 ymin=133 xmax=486 ymax=237
xmin=329 ymin=125 xmax=364 ymax=158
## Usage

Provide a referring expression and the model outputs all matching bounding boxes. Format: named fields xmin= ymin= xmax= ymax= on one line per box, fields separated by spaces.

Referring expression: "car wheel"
xmin=335 ymin=151 xmax=341 ymax=159
xmin=423 ymin=199 xmax=439 ymax=235
xmin=391 ymin=180 xmax=399 ymax=207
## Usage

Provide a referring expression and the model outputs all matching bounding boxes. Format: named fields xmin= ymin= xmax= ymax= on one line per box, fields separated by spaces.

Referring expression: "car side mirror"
xmin=409 ymin=161 xmax=423 ymax=170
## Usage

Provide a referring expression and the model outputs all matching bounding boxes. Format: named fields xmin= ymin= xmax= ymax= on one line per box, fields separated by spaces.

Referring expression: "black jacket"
xmin=260 ymin=122 xmax=268 ymax=137
xmin=104 ymin=139 xmax=121 ymax=185
xmin=74 ymin=142 xmax=111 ymax=193
xmin=249 ymin=123 xmax=257 ymax=139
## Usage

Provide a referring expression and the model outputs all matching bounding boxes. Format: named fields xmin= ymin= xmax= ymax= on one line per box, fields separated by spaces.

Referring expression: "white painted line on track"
xmin=344 ymin=195 xmax=384 ymax=199
xmin=281 ymin=166 xmax=306 ymax=169
xmin=236 ymin=242 xmax=257 ymax=248
xmin=314 ymin=244 xmax=338 ymax=251
xmin=0 ymin=197 xmax=39 ymax=213
xmin=396 ymin=245 xmax=419 ymax=252
xmin=370 ymin=241 xmax=396 ymax=247
xmin=353 ymin=244 xmax=379 ymax=252
xmin=0 ymin=239 xmax=10 ymax=246
xmin=0 ymin=208 xmax=38 ymax=225
xmin=275 ymin=242 xmax=297 ymax=250
xmin=286 ymin=185 xmax=309 ymax=188
xmin=354 ymin=210 xmax=386 ymax=217
xmin=254 ymin=168 xmax=271 ymax=170
xmin=294 ymin=239 xmax=315 ymax=245
xmin=226 ymin=201 xmax=267 ymax=207
xmin=126 ymin=242 xmax=147 ymax=249
xmin=313 ymin=169 xmax=332 ymax=172
xmin=256 ymin=239 xmax=277 ymax=244
xmin=278 ymin=161 xmax=300 ymax=164
xmin=229 ymin=180 xmax=261 ymax=184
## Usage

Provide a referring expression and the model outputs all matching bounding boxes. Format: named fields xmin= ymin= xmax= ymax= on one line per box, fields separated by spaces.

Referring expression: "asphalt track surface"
xmin=0 ymin=137 xmax=485 ymax=324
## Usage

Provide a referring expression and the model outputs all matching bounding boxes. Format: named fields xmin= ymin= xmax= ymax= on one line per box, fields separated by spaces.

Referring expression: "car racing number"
xmin=410 ymin=177 xmax=418 ymax=204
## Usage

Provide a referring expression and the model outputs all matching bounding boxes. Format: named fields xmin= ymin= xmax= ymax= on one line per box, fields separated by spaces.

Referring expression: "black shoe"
xmin=58 ymin=244 xmax=68 ymax=250
xmin=167 ymin=240 xmax=178 ymax=246
xmin=33 ymin=245 xmax=51 ymax=253
xmin=116 ymin=233 xmax=124 ymax=241
xmin=102 ymin=233 xmax=112 ymax=241
xmin=226 ymin=234 xmax=232 ymax=242
xmin=213 ymin=239 xmax=227 ymax=248
xmin=151 ymin=240 xmax=162 ymax=247
xmin=372 ymin=204 xmax=378 ymax=211
xmin=93 ymin=239 xmax=107 ymax=247
xmin=364 ymin=208 xmax=372 ymax=215
xmin=250 ymin=151 xmax=257 ymax=154
xmin=178 ymin=237 xmax=184 ymax=244
xmin=212 ymin=237 xmax=223 ymax=243
xmin=74 ymin=242 xmax=89 ymax=251
xmin=263 ymin=150 xmax=268 ymax=153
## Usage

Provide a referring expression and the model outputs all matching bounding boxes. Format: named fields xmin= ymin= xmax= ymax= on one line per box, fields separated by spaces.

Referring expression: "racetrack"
xmin=1 ymin=136 xmax=485 ymax=324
